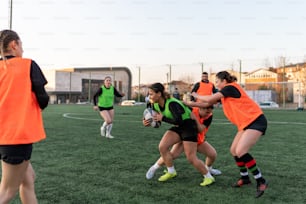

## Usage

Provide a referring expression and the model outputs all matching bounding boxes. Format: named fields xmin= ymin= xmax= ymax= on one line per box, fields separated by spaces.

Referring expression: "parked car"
xmin=259 ymin=101 xmax=279 ymax=109
xmin=120 ymin=100 xmax=145 ymax=106
xmin=121 ymin=100 xmax=136 ymax=106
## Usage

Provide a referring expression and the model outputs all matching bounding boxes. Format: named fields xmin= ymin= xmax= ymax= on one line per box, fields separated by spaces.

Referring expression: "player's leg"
xmin=157 ymin=131 xmax=180 ymax=181
xmin=231 ymin=131 xmax=252 ymax=187
xmin=100 ymin=110 xmax=114 ymax=138
xmin=19 ymin=162 xmax=38 ymax=204
xmin=0 ymin=160 xmax=30 ymax=203
xmin=183 ymin=141 xmax=214 ymax=186
xmin=99 ymin=110 xmax=110 ymax=137
xmin=197 ymin=142 xmax=221 ymax=175
xmin=235 ymin=129 xmax=268 ymax=198
xmin=146 ymin=142 xmax=183 ymax=180
xmin=105 ymin=109 xmax=115 ymax=138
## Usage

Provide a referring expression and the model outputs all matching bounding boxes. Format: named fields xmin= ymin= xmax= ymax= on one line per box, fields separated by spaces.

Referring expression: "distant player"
xmin=93 ymin=76 xmax=125 ymax=139
xmin=189 ymin=71 xmax=268 ymax=198
xmin=190 ymin=71 xmax=217 ymax=102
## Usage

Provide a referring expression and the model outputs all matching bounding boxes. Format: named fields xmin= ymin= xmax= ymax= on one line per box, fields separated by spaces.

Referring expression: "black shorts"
xmin=169 ymin=119 xmax=198 ymax=142
xmin=0 ymin=144 xmax=33 ymax=165
xmin=244 ymin=114 xmax=267 ymax=135
xmin=98 ymin=106 xmax=113 ymax=111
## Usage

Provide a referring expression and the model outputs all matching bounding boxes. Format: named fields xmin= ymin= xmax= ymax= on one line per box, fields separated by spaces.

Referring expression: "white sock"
xmin=204 ymin=171 xmax=213 ymax=178
xmin=106 ymin=123 xmax=113 ymax=135
xmin=102 ymin=122 xmax=107 ymax=129
xmin=206 ymin=165 xmax=212 ymax=171
xmin=152 ymin=163 xmax=161 ymax=170
xmin=167 ymin=166 xmax=176 ymax=174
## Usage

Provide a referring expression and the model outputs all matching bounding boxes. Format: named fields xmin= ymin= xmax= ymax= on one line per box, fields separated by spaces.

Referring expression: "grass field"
xmin=8 ymin=104 xmax=306 ymax=204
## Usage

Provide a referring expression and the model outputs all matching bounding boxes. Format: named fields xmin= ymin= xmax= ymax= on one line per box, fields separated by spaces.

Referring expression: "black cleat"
xmin=232 ymin=178 xmax=251 ymax=188
xmin=255 ymin=180 xmax=268 ymax=198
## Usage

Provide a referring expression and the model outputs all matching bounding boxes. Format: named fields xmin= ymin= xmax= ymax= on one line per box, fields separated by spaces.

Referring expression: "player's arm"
xmin=190 ymin=112 xmax=205 ymax=132
xmin=93 ymin=88 xmax=102 ymax=105
xmin=93 ymin=88 xmax=102 ymax=110
xmin=190 ymin=83 xmax=200 ymax=101
xmin=30 ymin=60 xmax=49 ymax=110
xmin=191 ymin=92 xmax=224 ymax=105
xmin=159 ymin=102 xmax=184 ymax=125
xmin=184 ymin=100 xmax=211 ymax=108
xmin=114 ymin=87 xmax=125 ymax=97
xmin=191 ymin=113 xmax=212 ymax=133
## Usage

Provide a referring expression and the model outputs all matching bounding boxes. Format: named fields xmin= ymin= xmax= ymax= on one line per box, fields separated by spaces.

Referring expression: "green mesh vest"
xmin=98 ymin=86 xmax=114 ymax=107
xmin=153 ymin=98 xmax=191 ymax=120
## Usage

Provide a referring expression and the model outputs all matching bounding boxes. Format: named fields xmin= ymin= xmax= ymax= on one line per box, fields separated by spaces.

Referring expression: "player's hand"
xmin=142 ymin=118 xmax=151 ymax=127
xmin=153 ymin=112 xmax=163 ymax=122
xmin=93 ymin=106 xmax=99 ymax=111
xmin=183 ymin=100 xmax=190 ymax=106
xmin=191 ymin=92 xmax=198 ymax=99
xmin=190 ymin=112 xmax=196 ymax=120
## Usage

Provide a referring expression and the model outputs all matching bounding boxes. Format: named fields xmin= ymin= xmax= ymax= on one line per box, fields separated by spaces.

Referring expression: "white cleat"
xmin=146 ymin=166 xmax=156 ymax=180
xmin=100 ymin=127 xmax=106 ymax=137
xmin=106 ymin=134 xmax=114 ymax=139
xmin=210 ymin=168 xmax=222 ymax=176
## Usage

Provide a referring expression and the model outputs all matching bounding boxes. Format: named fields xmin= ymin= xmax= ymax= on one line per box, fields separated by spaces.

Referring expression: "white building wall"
xmin=42 ymin=69 xmax=56 ymax=92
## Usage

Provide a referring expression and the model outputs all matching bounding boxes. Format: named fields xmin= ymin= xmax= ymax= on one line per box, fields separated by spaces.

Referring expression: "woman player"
xmin=190 ymin=71 xmax=268 ymax=198
xmin=143 ymin=83 xmax=215 ymax=186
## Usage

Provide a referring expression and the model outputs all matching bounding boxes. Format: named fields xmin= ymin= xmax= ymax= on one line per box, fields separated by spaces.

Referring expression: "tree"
xmin=178 ymin=75 xmax=194 ymax=85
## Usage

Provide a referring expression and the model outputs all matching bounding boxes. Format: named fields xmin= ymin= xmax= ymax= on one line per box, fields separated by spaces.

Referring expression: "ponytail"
xmin=216 ymin=71 xmax=237 ymax=83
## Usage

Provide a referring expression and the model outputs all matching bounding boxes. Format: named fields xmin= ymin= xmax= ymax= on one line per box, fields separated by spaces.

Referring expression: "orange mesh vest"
xmin=221 ymin=83 xmax=263 ymax=131
xmin=0 ymin=58 xmax=46 ymax=144
xmin=196 ymin=81 xmax=214 ymax=101
xmin=192 ymin=107 xmax=211 ymax=145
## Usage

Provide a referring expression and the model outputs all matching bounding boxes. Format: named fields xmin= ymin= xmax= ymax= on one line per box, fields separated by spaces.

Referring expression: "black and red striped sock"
xmin=240 ymin=153 xmax=265 ymax=183
xmin=234 ymin=156 xmax=249 ymax=180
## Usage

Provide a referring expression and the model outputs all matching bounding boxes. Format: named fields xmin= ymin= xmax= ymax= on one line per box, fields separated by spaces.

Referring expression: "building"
xmin=43 ymin=67 xmax=132 ymax=104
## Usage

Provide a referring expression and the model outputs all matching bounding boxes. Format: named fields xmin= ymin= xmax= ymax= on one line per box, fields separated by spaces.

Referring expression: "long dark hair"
xmin=148 ymin=83 xmax=170 ymax=99
xmin=216 ymin=71 xmax=237 ymax=83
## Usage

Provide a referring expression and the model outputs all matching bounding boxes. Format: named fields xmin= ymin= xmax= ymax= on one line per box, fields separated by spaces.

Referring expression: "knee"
xmin=210 ymin=151 xmax=217 ymax=161
xmin=21 ymin=167 xmax=36 ymax=188
xmin=105 ymin=120 xmax=112 ymax=124
xmin=231 ymin=147 xmax=246 ymax=158
xmin=230 ymin=146 xmax=236 ymax=156
xmin=0 ymin=186 xmax=19 ymax=202
xmin=210 ymin=148 xmax=217 ymax=159
xmin=235 ymin=151 xmax=246 ymax=158
xmin=158 ymin=144 xmax=168 ymax=154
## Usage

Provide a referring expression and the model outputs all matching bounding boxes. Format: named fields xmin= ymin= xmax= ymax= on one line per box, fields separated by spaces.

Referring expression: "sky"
xmin=1 ymin=0 xmax=306 ymax=86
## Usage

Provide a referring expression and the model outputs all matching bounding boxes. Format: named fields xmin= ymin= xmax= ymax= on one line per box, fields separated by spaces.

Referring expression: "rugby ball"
xmin=143 ymin=108 xmax=161 ymax=128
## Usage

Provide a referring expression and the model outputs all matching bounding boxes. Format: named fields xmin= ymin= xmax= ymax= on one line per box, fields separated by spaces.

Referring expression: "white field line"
xmin=63 ymin=113 xmax=306 ymax=125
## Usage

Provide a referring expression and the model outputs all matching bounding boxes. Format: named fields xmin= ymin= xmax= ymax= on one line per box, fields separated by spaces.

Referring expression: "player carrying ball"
xmin=143 ymin=83 xmax=215 ymax=186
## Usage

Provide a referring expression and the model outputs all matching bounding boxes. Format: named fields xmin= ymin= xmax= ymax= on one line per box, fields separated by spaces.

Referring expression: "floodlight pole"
xmin=282 ymin=57 xmax=286 ymax=108
xmin=138 ymin=66 xmax=141 ymax=102
xmin=168 ymin=64 xmax=172 ymax=93
xmin=8 ymin=0 xmax=13 ymax=29
xmin=238 ymin=59 xmax=242 ymax=85
xmin=200 ymin=62 xmax=204 ymax=73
